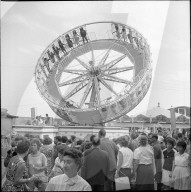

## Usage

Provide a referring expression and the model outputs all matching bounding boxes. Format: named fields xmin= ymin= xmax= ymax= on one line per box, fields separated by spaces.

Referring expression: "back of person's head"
xmin=92 ymin=136 xmax=100 ymax=147
xmin=71 ymin=135 xmax=76 ymax=142
xmin=118 ymin=136 xmax=129 ymax=147
xmin=62 ymin=136 xmax=68 ymax=143
xmin=90 ymin=134 xmax=96 ymax=142
xmin=16 ymin=139 xmax=30 ymax=154
xmin=177 ymin=133 xmax=183 ymax=139
xmin=57 ymin=144 xmax=68 ymax=155
xmin=43 ymin=137 xmax=52 ymax=145
xmin=76 ymin=139 xmax=83 ymax=146
xmin=14 ymin=135 xmax=25 ymax=142
xmin=151 ymin=134 xmax=158 ymax=140
xmin=130 ymin=132 xmax=137 ymax=140
xmin=99 ymin=128 xmax=106 ymax=138
xmin=83 ymin=141 xmax=92 ymax=152
xmin=55 ymin=136 xmax=62 ymax=142
xmin=11 ymin=141 xmax=17 ymax=148
xmin=139 ymin=135 xmax=148 ymax=146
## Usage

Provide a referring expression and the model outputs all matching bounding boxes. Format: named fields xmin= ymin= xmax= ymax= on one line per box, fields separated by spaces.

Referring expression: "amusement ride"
xmin=34 ymin=21 xmax=152 ymax=125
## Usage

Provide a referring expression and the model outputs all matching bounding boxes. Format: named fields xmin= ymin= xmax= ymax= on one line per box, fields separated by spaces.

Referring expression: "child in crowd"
xmin=161 ymin=138 xmax=176 ymax=190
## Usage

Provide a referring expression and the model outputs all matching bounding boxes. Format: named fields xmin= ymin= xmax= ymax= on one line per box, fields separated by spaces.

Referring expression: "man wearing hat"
xmin=151 ymin=134 xmax=162 ymax=190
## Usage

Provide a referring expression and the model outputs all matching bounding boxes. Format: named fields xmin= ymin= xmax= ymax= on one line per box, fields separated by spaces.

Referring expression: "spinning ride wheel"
xmin=34 ymin=21 xmax=152 ymax=125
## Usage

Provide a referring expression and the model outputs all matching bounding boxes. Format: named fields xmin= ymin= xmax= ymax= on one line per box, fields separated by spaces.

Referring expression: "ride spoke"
xmin=89 ymin=43 xmax=95 ymax=63
xmin=101 ymin=55 xmax=126 ymax=70
xmin=79 ymin=78 xmax=93 ymax=108
xmin=102 ymin=74 xmax=132 ymax=84
xmin=89 ymin=81 xmax=97 ymax=108
xmin=98 ymin=76 xmax=118 ymax=96
xmin=94 ymin=77 xmax=101 ymax=106
xmin=63 ymin=69 xmax=87 ymax=76
xmin=98 ymin=48 xmax=112 ymax=67
xmin=63 ymin=76 xmax=89 ymax=100
xmin=75 ymin=57 xmax=90 ymax=70
xmin=103 ymin=66 xmax=134 ymax=75
xmin=59 ymin=74 xmax=87 ymax=87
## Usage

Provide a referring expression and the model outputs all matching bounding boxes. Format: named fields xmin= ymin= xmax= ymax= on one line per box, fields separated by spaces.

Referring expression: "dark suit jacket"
xmin=81 ymin=147 xmax=109 ymax=186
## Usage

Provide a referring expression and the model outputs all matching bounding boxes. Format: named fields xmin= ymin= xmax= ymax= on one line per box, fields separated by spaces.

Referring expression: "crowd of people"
xmin=2 ymin=128 xmax=190 ymax=191
xmin=38 ymin=27 xmax=89 ymax=78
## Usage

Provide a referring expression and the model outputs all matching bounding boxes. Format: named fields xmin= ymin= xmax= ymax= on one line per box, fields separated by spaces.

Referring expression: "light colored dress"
xmin=45 ymin=174 xmax=91 ymax=191
xmin=27 ymin=152 xmax=48 ymax=190
xmin=172 ymin=152 xmax=190 ymax=190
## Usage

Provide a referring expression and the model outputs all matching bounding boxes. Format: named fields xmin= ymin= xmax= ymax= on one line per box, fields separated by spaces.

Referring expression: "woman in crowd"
xmin=132 ymin=135 xmax=155 ymax=191
xmin=72 ymin=30 xmax=80 ymax=46
xmin=2 ymin=139 xmax=36 ymax=191
xmin=161 ymin=137 xmax=176 ymax=190
xmin=46 ymin=148 xmax=91 ymax=191
xmin=40 ymin=137 xmax=54 ymax=177
xmin=171 ymin=140 xmax=190 ymax=190
xmin=27 ymin=138 xmax=48 ymax=191
xmin=4 ymin=135 xmax=26 ymax=168
xmin=48 ymin=145 xmax=65 ymax=180
xmin=115 ymin=136 xmax=133 ymax=180
xmin=114 ymin=24 xmax=121 ymax=40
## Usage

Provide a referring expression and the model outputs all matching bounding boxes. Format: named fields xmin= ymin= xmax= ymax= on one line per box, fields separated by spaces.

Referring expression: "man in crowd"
xmin=52 ymin=136 xmax=63 ymax=164
xmin=151 ymin=134 xmax=163 ymax=190
xmin=98 ymin=128 xmax=119 ymax=191
xmin=81 ymin=136 xmax=109 ymax=191
xmin=128 ymin=132 xmax=139 ymax=151
xmin=44 ymin=114 xmax=50 ymax=125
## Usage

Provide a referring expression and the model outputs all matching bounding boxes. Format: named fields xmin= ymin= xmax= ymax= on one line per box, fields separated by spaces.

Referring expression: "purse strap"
xmin=119 ymin=170 xmax=127 ymax=177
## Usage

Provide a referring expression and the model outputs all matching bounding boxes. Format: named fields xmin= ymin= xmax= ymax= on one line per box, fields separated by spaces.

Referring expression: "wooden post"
xmin=170 ymin=107 xmax=176 ymax=132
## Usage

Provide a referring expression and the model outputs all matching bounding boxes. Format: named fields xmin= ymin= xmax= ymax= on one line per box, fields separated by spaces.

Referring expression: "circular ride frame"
xmin=34 ymin=21 xmax=152 ymax=125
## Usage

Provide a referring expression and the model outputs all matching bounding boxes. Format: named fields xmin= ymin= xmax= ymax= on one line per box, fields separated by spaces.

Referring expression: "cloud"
xmin=18 ymin=47 xmax=35 ymax=56
xmin=35 ymin=1 xmax=110 ymax=18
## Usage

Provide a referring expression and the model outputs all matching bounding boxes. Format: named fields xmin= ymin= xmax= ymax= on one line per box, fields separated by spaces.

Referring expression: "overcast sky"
xmin=1 ymin=1 xmax=190 ymax=118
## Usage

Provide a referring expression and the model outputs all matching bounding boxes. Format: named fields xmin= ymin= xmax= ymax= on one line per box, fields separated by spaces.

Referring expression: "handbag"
xmin=115 ymin=171 xmax=130 ymax=191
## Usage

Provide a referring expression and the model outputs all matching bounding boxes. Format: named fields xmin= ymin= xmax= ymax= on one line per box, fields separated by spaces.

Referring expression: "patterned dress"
xmin=2 ymin=156 xmax=28 ymax=192
xmin=40 ymin=144 xmax=54 ymax=175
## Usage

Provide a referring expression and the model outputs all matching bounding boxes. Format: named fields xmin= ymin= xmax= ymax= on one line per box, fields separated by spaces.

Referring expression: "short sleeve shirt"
xmin=118 ymin=147 xmax=133 ymax=169
xmin=134 ymin=145 xmax=154 ymax=165
xmin=45 ymin=174 xmax=91 ymax=191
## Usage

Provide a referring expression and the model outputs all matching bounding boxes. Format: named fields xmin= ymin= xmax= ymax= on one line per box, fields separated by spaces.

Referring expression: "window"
xmin=178 ymin=108 xmax=186 ymax=115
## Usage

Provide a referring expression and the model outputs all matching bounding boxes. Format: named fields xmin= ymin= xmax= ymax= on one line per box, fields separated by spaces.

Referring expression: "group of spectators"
xmin=113 ymin=24 xmax=149 ymax=58
xmin=2 ymin=128 xmax=190 ymax=191
xmin=31 ymin=114 xmax=50 ymax=126
xmin=39 ymin=27 xmax=88 ymax=77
